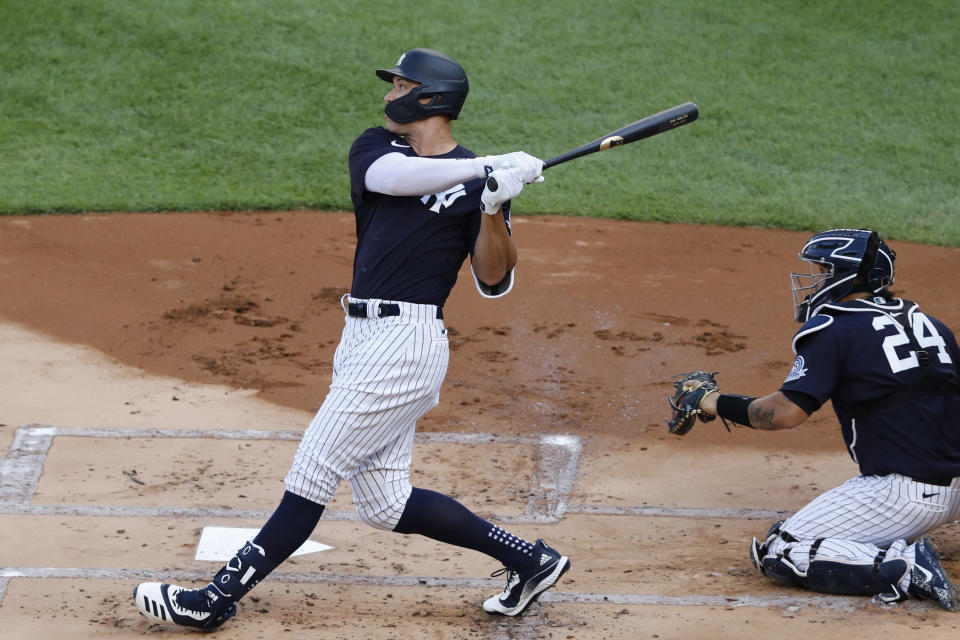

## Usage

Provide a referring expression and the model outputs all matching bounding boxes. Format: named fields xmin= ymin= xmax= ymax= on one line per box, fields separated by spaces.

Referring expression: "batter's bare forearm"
xmin=473 ymin=215 xmax=517 ymax=285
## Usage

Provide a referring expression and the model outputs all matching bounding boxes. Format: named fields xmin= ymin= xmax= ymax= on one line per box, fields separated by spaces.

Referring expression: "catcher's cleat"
xmin=749 ymin=537 xmax=767 ymax=575
xmin=908 ymin=537 xmax=960 ymax=611
xmin=483 ymin=539 xmax=570 ymax=616
xmin=750 ymin=520 xmax=790 ymax=577
xmin=133 ymin=582 xmax=237 ymax=629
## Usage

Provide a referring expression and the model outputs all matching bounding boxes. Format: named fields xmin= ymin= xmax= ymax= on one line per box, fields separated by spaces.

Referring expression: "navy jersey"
xmin=347 ymin=127 xmax=510 ymax=307
xmin=780 ymin=297 xmax=960 ymax=478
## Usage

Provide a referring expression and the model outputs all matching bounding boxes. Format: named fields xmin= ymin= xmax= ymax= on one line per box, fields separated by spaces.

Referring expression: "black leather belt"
xmin=347 ymin=301 xmax=443 ymax=320
xmin=910 ymin=475 xmax=954 ymax=487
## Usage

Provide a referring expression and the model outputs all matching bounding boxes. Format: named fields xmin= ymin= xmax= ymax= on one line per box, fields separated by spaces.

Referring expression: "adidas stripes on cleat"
xmin=133 ymin=582 xmax=237 ymax=629
xmin=483 ymin=539 xmax=571 ymax=616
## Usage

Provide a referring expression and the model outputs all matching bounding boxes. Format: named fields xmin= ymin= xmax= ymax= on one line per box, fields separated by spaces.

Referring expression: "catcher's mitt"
xmin=666 ymin=370 xmax=728 ymax=435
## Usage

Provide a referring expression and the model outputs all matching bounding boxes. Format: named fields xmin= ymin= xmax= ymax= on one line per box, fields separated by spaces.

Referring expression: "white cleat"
xmin=133 ymin=582 xmax=237 ymax=629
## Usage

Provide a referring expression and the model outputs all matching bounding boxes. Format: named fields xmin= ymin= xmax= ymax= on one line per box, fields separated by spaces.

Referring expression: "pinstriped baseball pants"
xmin=767 ymin=474 xmax=960 ymax=576
xmin=285 ymin=297 xmax=449 ymax=530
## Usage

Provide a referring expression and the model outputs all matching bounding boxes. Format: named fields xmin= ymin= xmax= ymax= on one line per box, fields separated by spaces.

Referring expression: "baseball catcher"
xmin=666 ymin=229 xmax=960 ymax=611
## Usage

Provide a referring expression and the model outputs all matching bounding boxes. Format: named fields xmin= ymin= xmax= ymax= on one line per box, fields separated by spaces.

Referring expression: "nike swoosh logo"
xmin=914 ymin=563 xmax=933 ymax=586
xmin=391 ymin=140 xmax=410 ymax=148
xmin=922 ymin=492 xmax=939 ymax=498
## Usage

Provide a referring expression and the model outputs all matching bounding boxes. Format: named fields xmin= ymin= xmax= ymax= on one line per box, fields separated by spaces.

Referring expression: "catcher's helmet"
xmin=376 ymin=48 xmax=469 ymax=123
xmin=791 ymin=228 xmax=895 ymax=322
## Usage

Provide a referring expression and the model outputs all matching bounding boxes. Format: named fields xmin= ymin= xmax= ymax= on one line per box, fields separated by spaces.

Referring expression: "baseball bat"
xmin=486 ymin=101 xmax=698 ymax=191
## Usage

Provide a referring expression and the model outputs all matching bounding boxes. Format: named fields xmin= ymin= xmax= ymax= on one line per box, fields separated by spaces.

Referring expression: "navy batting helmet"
xmin=791 ymin=228 xmax=896 ymax=322
xmin=376 ymin=48 xmax=469 ymax=123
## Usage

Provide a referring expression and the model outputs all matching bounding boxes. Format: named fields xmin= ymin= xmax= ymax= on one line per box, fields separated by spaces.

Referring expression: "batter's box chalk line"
xmin=0 ymin=424 xmax=581 ymax=523
xmin=0 ymin=425 xmax=953 ymax=614
xmin=0 ymin=566 xmax=926 ymax=613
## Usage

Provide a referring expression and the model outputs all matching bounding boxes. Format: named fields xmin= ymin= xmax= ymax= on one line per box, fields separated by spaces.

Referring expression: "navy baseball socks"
xmin=393 ymin=487 xmax=571 ymax=616
xmin=134 ymin=491 xmax=325 ymax=629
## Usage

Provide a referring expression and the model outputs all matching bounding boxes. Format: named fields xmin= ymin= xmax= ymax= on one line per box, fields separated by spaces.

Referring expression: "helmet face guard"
xmin=376 ymin=48 xmax=469 ymax=123
xmin=790 ymin=229 xmax=895 ymax=323
xmin=381 ymin=87 xmax=461 ymax=123
xmin=791 ymin=262 xmax=838 ymax=323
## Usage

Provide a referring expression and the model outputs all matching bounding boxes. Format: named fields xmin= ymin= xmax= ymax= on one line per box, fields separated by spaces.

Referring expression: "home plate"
xmin=195 ymin=526 xmax=334 ymax=562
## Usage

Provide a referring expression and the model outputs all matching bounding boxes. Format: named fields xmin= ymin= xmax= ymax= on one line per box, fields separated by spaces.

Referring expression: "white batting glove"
xmin=475 ymin=151 xmax=545 ymax=184
xmin=480 ymin=167 xmax=524 ymax=215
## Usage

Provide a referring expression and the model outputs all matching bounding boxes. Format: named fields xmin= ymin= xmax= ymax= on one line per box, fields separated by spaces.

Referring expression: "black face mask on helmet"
xmin=376 ymin=48 xmax=469 ymax=124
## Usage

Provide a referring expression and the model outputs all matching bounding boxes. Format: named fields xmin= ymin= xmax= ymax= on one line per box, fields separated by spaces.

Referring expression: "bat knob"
xmin=485 ymin=176 xmax=498 ymax=191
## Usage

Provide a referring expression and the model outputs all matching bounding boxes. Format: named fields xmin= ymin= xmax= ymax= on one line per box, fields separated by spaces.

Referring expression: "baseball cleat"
xmin=908 ymin=537 xmax=960 ymax=611
xmin=483 ymin=539 xmax=571 ymax=616
xmin=133 ymin=582 xmax=237 ymax=629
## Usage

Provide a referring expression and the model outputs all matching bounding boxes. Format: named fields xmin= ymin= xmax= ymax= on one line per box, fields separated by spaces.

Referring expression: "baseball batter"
xmin=668 ymin=228 xmax=960 ymax=609
xmin=133 ymin=48 xmax=570 ymax=629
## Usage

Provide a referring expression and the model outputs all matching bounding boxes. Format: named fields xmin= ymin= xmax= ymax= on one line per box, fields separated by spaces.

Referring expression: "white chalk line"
xmin=570 ymin=504 xmax=792 ymax=520
xmin=0 ymin=425 xmax=783 ymax=520
xmin=0 ymin=424 xmax=585 ymax=609
xmin=0 ymin=502 xmax=790 ymax=522
xmin=0 ymin=565 xmax=883 ymax=612
xmin=0 ymin=425 xmax=580 ymax=522
xmin=0 ymin=425 xmax=944 ymax=615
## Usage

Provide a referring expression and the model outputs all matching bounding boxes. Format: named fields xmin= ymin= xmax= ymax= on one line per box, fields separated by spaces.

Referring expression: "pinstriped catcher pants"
xmin=768 ymin=474 xmax=960 ymax=577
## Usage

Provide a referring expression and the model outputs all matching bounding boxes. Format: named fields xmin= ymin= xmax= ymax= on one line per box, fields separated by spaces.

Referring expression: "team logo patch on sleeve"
xmin=784 ymin=355 xmax=808 ymax=382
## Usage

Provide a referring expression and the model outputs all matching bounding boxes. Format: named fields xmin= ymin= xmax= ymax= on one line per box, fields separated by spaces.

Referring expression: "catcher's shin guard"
xmin=763 ymin=551 xmax=909 ymax=599
xmin=806 ymin=558 xmax=908 ymax=598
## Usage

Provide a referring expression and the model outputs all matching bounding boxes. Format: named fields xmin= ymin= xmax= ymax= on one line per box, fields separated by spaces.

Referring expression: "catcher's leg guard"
xmin=763 ymin=545 xmax=909 ymax=600
xmin=806 ymin=557 xmax=908 ymax=600
xmin=761 ymin=549 xmax=806 ymax=588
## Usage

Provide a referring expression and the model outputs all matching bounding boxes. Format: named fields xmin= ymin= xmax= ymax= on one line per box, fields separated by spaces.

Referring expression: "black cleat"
xmin=908 ymin=537 xmax=960 ymax=611
xmin=483 ymin=539 xmax=571 ymax=616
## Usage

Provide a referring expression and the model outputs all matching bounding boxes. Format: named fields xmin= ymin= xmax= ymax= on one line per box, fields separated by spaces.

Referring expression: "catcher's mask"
xmin=791 ymin=228 xmax=895 ymax=323
xmin=376 ymin=48 xmax=469 ymax=123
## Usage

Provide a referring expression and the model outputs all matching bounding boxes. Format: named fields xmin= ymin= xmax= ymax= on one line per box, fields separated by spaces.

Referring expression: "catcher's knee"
xmin=761 ymin=550 xmax=808 ymax=587
xmin=750 ymin=520 xmax=793 ymax=572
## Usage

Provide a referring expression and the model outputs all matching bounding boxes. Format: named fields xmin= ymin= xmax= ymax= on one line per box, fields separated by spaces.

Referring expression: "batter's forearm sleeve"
xmin=365 ymin=153 xmax=487 ymax=196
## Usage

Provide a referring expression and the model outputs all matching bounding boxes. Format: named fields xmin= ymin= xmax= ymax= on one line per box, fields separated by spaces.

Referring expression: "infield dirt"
xmin=1 ymin=211 xmax=959 ymax=639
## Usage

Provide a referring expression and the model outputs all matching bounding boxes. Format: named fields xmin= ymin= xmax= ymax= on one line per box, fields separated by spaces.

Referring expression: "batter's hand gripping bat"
xmin=486 ymin=101 xmax=699 ymax=191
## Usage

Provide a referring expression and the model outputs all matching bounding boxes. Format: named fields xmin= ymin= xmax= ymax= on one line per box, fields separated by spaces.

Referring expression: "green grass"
xmin=1 ymin=0 xmax=958 ymax=245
